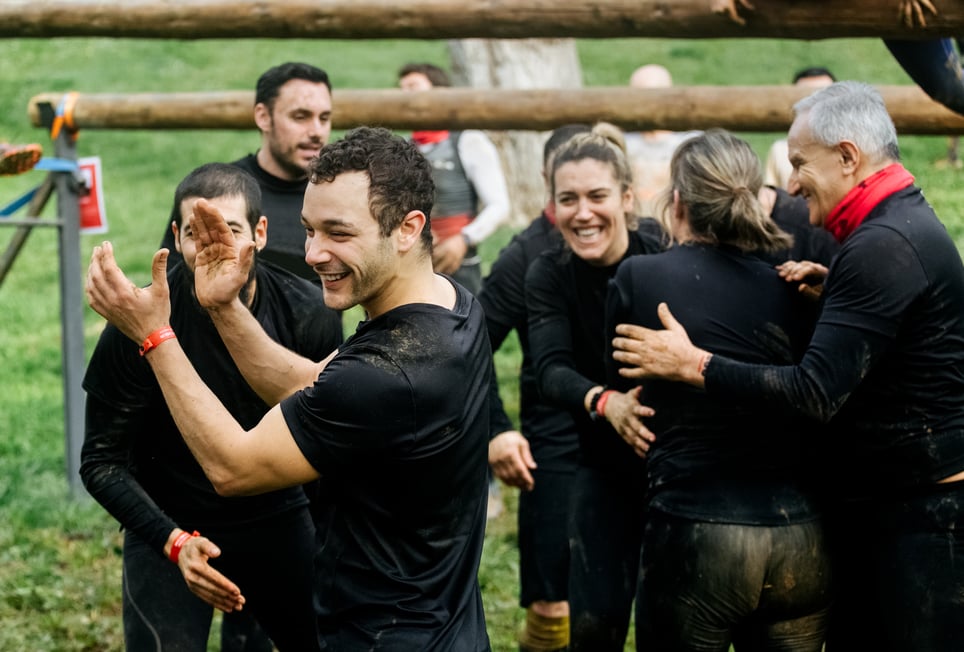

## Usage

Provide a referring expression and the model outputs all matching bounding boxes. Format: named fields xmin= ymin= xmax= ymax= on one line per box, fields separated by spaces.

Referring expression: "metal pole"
xmin=52 ymin=130 xmax=86 ymax=498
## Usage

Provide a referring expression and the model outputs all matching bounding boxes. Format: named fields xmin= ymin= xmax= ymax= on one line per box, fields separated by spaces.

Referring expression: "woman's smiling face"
xmin=553 ymin=157 xmax=634 ymax=267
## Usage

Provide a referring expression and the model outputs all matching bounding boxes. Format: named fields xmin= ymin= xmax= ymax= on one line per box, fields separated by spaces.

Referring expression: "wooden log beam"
xmin=4 ymin=0 xmax=964 ymax=40
xmin=28 ymin=86 xmax=964 ymax=135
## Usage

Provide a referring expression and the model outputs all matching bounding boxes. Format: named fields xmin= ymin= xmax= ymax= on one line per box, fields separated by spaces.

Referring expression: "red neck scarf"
xmin=411 ymin=130 xmax=450 ymax=146
xmin=824 ymin=163 xmax=915 ymax=243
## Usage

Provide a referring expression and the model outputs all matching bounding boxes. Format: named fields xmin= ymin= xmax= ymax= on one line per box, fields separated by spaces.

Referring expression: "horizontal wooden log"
xmin=28 ymin=86 xmax=964 ymax=134
xmin=4 ymin=0 xmax=964 ymax=39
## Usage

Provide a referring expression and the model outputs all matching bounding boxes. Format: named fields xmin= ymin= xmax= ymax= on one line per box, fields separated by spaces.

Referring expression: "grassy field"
xmin=2 ymin=34 xmax=964 ymax=650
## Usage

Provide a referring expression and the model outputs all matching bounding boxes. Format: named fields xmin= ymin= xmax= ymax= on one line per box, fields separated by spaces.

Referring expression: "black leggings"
xmin=567 ymin=465 xmax=646 ymax=652
xmin=122 ymin=507 xmax=320 ymax=652
xmin=518 ymin=467 xmax=575 ymax=606
xmin=636 ymin=510 xmax=831 ymax=652
xmin=825 ymin=481 xmax=964 ymax=652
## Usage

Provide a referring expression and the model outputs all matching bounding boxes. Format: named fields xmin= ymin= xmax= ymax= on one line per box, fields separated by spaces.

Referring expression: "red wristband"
xmin=697 ymin=352 xmax=713 ymax=377
xmin=595 ymin=390 xmax=616 ymax=418
xmin=169 ymin=530 xmax=199 ymax=564
xmin=139 ymin=326 xmax=176 ymax=357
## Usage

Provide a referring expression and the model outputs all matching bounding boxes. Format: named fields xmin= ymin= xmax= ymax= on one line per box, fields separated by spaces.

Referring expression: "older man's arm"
xmin=612 ymin=303 xmax=711 ymax=388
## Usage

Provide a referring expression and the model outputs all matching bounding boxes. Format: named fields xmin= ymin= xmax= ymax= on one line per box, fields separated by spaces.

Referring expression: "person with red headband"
xmin=612 ymin=80 xmax=964 ymax=652
xmin=397 ymin=62 xmax=511 ymax=296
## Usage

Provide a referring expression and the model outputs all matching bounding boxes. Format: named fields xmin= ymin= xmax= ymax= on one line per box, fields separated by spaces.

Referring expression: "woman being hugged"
xmin=606 ymin=129 xmax=831 ymax=651
xmin=525 ymin=123 xmax=664 ymax=651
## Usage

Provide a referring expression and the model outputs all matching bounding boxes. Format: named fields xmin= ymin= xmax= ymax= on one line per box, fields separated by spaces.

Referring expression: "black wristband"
xmin=588 ymin=388 xmax=606 ymax=422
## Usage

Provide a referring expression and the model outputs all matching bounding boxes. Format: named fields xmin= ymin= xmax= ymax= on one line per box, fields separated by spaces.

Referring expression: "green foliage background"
xmin=1 ymin=35 xmax=962 ymax=650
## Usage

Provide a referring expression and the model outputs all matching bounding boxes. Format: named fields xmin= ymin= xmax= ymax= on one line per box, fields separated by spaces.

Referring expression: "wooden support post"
xmin=28 ymin=86 xmax=964 ymax=134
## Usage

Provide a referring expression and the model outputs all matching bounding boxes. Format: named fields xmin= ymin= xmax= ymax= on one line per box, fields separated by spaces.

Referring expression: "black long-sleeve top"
xmin=526 ymin=221 xmax=664 ymax=470
xmin=477 ymin=212 xmax=578 ymax=468
xmin=606 ymin=243 xmax=822 ymax=524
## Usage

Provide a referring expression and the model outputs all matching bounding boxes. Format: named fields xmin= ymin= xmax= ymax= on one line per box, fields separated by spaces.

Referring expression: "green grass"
xmin=2 ymin=35 xmax=964 ymax=650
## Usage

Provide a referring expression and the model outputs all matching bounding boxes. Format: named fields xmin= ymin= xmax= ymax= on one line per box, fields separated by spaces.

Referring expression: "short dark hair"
xmin=793 ymin=67 xmax=836 ymax=84
xmin=172 ymin=162 xmax=262 ymax=231
xmin=397 ymin=62 xmax=452 ymax=88
xmin=255 ymin=62 xmax=331 ymax=110
xmin=309 ymin=127 xmax=435 ymax=249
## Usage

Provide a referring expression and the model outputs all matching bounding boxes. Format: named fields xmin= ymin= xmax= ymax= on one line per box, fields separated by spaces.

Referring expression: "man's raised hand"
xmin=191 ymin=198 xmax=255 ymax=309
xmin=86 ymin=241 xmax=171 ymax=344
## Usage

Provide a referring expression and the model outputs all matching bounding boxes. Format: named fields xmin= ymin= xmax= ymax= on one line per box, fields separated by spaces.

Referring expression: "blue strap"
xmin=0 ymin=186 xmax=40 ymax=217
xmin=34 ymin=157 xmax=79 ymax=172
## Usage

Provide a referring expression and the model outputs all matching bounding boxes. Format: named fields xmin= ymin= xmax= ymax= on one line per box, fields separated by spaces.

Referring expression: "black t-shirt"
xmin=81 ymin=261 xmax=343 ymax=552
xmin=281 ymin=282 xmax=491 ymax=651
xmin=159 ymin=154 xmax=315 ymax=280
xmin=477 ymin=212 xmax=578 ymax=469
xmin=526 ymin=222 xmax=665 ymax=471
xmin=707 ymin=187 xmax=964 ymax=499
xmin=607 ymin=243 xmax=822 ymax=524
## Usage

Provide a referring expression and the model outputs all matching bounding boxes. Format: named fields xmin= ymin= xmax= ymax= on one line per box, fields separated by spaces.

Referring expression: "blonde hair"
xmin=661 ymin=129 xmax=792 ymax=253
xmin=547 ymin=122 xmax=639 ymax=229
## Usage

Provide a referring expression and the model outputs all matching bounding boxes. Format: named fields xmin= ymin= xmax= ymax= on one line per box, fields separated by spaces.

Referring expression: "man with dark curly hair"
xmin=87 ymin=127 xmax=493 ymax=651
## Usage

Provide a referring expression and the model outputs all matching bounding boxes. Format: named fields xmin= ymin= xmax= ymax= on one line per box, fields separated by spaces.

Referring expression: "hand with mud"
xmin=489 ymin=431 xmax=536 ymax=491
xmin=899 ymin=0 xmax=937 ymax=27
xmin=711 ymin=0 xmax=754 ymax=25
xmin=190 ymin=198 xmax=255 ymax=309
xmin=86 ymin=241 xmax=172 ymax=345
xmin=612 ymin=303 xmax=708 ymax=387
xmin=175 ymin=534 xmax=246 ymax=613
xmin=601 ymin=386 xmax=656 ymax=458
xmin=776 ymin=259 xmax=829 ymax=302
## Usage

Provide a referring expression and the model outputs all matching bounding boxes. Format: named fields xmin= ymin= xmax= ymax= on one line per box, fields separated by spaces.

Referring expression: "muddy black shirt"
xmin=607 ymin=244 xmax=822 ymax=524
xmin=706 ymin=186 xmax=964 ymax=499
xmin=81 ymin=261 xmax=343 ymax=552
xmin=477 ymin=212 xmax=579 ymax=470
xmin=526 ymin=222 xmax=664 ymax=471
xmin=281 ymin=282 xmax=491 ymax=651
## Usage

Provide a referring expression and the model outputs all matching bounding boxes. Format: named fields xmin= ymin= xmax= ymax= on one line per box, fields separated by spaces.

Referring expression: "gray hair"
xmin=793 ymin=80 xmax=900 ymax=164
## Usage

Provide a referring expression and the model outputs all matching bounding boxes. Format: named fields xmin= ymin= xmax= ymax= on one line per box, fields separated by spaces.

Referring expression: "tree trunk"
xmin=448 ymin=38 xmax=582 ymax=227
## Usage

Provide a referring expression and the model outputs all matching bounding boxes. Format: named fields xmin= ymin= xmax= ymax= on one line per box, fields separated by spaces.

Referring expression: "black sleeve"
xmin=81 ymin=394 xmax=179 ymax=553
xmin=487 ymin=358 xmax=515 ymax=439
xmin=526 ymin=256 xmax=596 ymax=414
xmin=81 ymin=326 xmax=178 ymax=553
xmin=604 ymin=267 xmax=637 ymax=393
xmin=706 ymin=230 xmax=923 ymax=422
xmin=478 ymin=236 xmax=528 ymax=351
xmin=478 ymin=236 xmax=530 ymax=437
